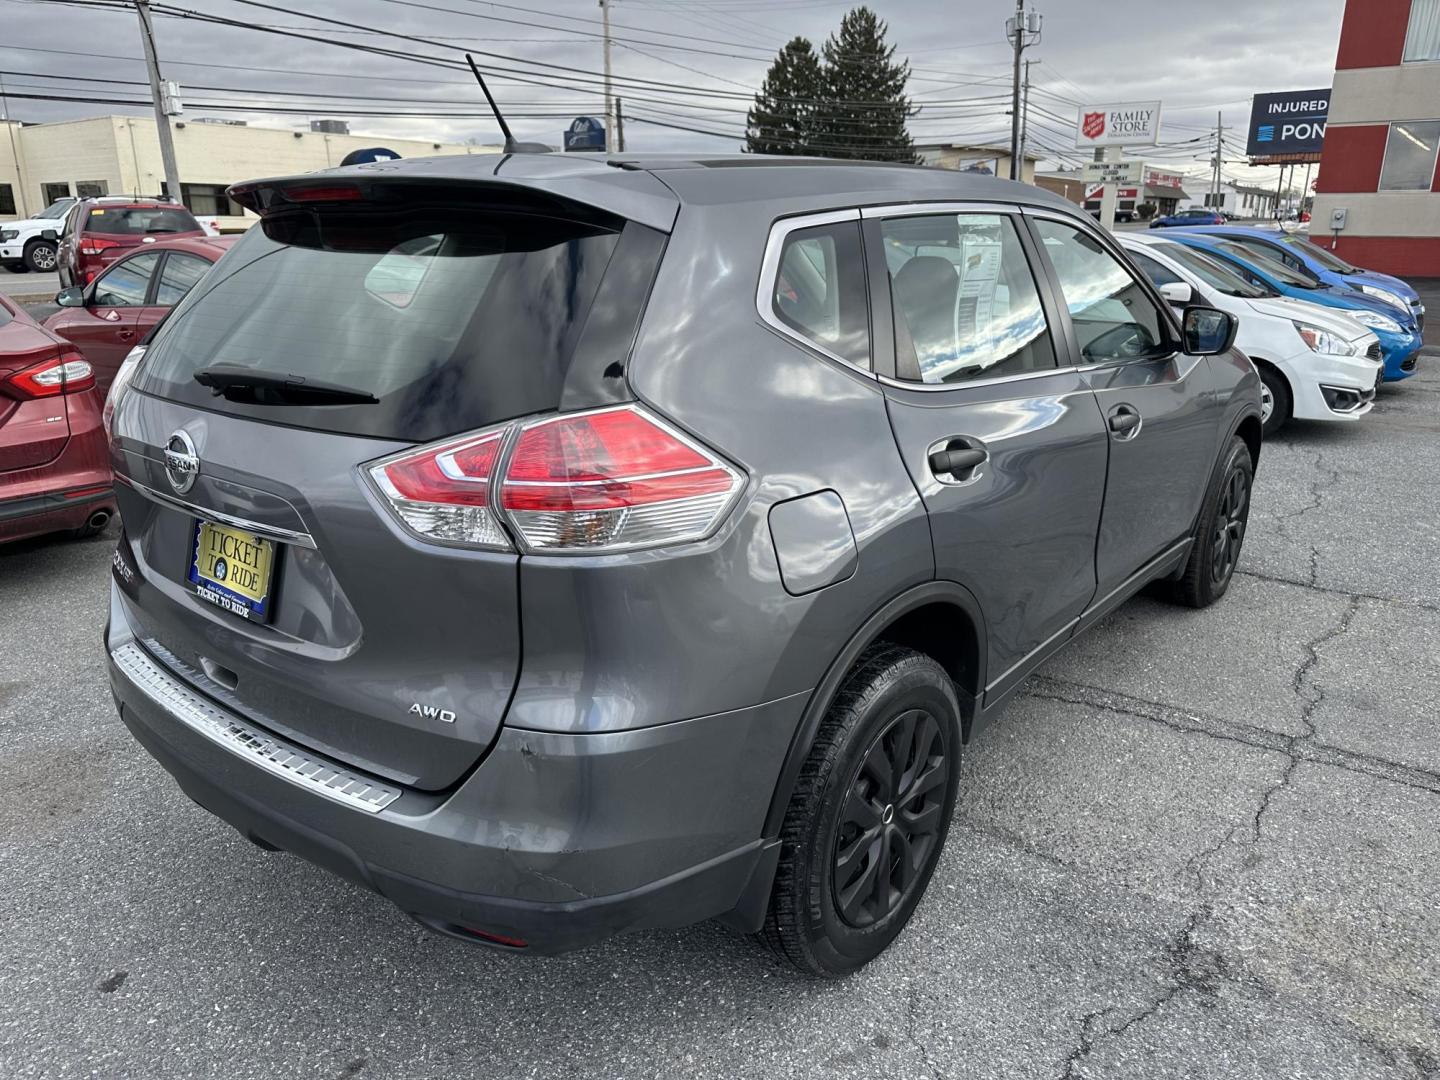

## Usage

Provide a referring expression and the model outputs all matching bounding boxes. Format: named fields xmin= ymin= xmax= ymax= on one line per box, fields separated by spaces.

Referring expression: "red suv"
xmin=0 ymin=293 xmax=114 ymax=544
xmin=57 ymin=198 xmax=205 ymax=289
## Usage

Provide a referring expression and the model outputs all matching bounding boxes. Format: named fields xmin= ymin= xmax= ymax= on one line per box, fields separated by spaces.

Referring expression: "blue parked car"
xmin=1166 ymin=232 xmax=1424 ymax=381
xmin=1179 ymin=225 xmax=1424 ymax=330
xmin=1149 ymin=208 xmax=1226 ymax=229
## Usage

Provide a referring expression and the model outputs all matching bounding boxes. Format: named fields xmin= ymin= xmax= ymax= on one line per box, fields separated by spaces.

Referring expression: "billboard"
xmin=1075 ymin=102 xmax=1161 ymax=148
xmin=563 ymin=116 xmax=606 ymax=152
xmin=1245 ymin=90 xmax=1329 ymax=158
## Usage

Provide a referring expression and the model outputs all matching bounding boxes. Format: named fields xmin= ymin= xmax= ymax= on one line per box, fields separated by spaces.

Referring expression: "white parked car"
xmin=0 ymin=197 xmax=75 ymax=273
xmin=1119 ymin=232 xmax=1383 ymax=436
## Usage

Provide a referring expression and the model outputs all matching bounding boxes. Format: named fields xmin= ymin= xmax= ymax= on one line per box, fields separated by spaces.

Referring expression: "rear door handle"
xmin=928 ymin=440 xmax=988 ymax=484
xmin=1107 ymin=405 xmax=1141 ymax=438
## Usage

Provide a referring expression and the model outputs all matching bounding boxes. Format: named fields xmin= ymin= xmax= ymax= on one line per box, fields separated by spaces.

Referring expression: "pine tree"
xmin=816 ymin=7 xmax=915 ymax=163
xmin=745 ymin=37 xmax=823 ymax=156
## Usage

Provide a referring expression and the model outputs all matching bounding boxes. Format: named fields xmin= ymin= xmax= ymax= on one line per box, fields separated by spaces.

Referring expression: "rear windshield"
xmin=84 ymin=207 xmax=200 ymax=236
xmin=134 ymin=203 xmax=627 ymax=441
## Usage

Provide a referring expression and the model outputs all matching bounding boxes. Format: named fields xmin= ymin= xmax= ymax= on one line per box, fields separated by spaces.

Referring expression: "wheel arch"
xmin=761 ymin=581 xmax=986 ymax=840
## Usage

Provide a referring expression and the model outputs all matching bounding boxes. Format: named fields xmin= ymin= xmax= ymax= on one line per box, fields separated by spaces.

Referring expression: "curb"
xmin=7 ymin=293 xmax=53 ymax=305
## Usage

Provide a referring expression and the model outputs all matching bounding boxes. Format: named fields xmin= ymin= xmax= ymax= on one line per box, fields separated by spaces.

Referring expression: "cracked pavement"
xmin=3 ymin=290 xmax=1440 ymax=1079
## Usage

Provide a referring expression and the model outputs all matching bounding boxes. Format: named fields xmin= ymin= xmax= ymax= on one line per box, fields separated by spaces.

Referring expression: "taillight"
xmin=500 ymin=407 xmax=741 ymax=552
xmin=369 ymin=430 xmax=509 ymax=549
xmin=5 ymin=352 xmax=95 ymax=399
xmin=366 ymin=405 xmax=743 ymax=554
xmin=80 ymin=236 xmax=121 ymax=257
xmin=103 ymin=344 xmax=146 ymax=439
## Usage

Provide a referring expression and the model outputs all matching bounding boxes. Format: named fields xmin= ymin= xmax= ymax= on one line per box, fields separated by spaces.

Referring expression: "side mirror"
xmin=40 ymin=229 xmax=58 ymax=241
xmin=55 ymin=286 xmax=87 ymax=308
xmin=1182 ymin=306 xmax=1237 ymax=356
xmin=1158 ymin=281 xmax=1194 ymax=305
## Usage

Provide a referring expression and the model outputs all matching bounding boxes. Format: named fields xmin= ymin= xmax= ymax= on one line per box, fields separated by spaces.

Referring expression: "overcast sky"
xmin=0 ymin=0 xmax=1346 ymax=189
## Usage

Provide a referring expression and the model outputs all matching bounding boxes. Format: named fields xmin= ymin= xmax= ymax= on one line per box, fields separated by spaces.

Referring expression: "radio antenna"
xmin=465 ymin=54 xmax=519 ymax=152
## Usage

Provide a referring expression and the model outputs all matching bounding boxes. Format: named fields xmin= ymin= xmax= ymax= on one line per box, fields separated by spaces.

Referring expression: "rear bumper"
xmin=106 ymin=584 xmax=801 ymax=953
xmin=0 ymin=485 xmax=115 ymax=542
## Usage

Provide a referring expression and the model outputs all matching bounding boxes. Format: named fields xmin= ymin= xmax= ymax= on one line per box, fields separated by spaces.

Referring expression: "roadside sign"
xmin=1245 ymin=90 xmax=1329 ymax=159
xmin=1075 ymin=102 xmax=1161 ymax=148
xmin=1083 ymin=159 xmax=1144 ymax=185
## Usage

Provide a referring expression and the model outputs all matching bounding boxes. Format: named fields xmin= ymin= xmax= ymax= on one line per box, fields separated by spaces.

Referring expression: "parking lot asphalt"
xmin=3 ymin=289 xmax=1439 ymax=1080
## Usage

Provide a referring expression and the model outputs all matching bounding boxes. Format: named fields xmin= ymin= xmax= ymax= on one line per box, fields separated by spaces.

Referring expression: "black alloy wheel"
xmin=1210 ymin=463 xmax=1249 ymax=587
xmin=832 ymin=708 xmax=948 ymax=928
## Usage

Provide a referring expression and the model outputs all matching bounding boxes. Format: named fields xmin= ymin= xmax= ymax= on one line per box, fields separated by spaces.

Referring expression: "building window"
xmin=41 ymin=182 xmax=70 ymax=204
xmin=74 ymin=180 xmax=109 ymax=199
xmin=0 ymin=184 xmax=14 ymax=216
xmin=178 ymin=183 xmax=242 ymax=217
xmin=1378 ymin=120 xmax=1440 ymax=190
xmin=1404 ymin=0 xmax=1440 ymax=62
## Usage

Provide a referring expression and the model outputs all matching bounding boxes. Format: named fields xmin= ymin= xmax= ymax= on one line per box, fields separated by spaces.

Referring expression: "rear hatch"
xmin=112 ymin=179 xmax=666 ymax=789
xmin=80 ymin=204 xmax=205 ymax=280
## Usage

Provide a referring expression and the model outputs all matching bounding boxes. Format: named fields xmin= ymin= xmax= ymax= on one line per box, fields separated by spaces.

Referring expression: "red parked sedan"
xmin=0 ymin=293 xmax=114 ymax=544
xmin=45 ymin=236 xmax=236 ymax=394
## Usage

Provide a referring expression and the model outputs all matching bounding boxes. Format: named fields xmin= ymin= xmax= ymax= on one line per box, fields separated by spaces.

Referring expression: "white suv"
xmin=0 ymin=197 xmax=76 ymax=273
xmin=1119 ymin=232 xmax=1383 ymax=435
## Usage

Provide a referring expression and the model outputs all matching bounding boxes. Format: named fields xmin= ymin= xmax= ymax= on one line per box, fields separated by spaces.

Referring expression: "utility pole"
xmin=1018 ymin=59 xmax=1040 ymax=178
xmin=134 ymin=0 xmax=182 ymax=203
xmin=1210 ymin=110 xmax=1224 ymax=209
xmin=1005 ymin=1 xmax=1042 ymax=180
xmin=599 ymin=0 xmax=614 ymax=153
xmin=0 ymin=71 xmax=27 ymax=218
xmin=615 ymin=97 xmax=625 ymax=153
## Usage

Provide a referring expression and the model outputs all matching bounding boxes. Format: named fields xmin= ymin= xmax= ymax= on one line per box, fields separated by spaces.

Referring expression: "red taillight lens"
xmin=80 ymin=236 xmax=121 ymax=257
xmin=369 ymin=431 xmax=509 ymax=548
xmin=367 ymin=405 xmax=743 ymax=553
xmin=5 ymin=353 xmax=95 ymax=399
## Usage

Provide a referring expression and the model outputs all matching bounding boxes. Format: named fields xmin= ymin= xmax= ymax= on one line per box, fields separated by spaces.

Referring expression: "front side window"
xmin=770 ymin=221 xmax=869 ymax=367
xmin=1034 ymin=219 xmax=1170 ymax=364
xmin=882 ymin=212 xmax=1054 ymax=384
xmin=1379 ymin=120 xmax=1440 ymax=191
xmin=154 ymin=252 xmax=212 ymax=306
xmin=1232 ymin=237 xmax=1309 ymax=275
xmin=1213 ymin=241 xmax=1317 ymax=288
xmin=92 ymin=252 xmax=160 ymax=307
xmin=1404 ymin=0 xmax=1440 ymax=61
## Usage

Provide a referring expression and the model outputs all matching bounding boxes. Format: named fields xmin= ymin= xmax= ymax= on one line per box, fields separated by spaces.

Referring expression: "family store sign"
xmin=1075 ymin=102 xmax=1162 ymax=148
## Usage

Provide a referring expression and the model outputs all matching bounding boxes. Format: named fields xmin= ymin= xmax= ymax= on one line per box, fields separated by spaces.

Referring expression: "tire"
xmin=1256 ymin=363 xmax=1291 ymax=437
xmin=1169 ymin=436 xmax=1253 ymax=609
xmin=760 ymin=643 xmax=961 ymax=977
xmin=24 ymin=240 xmax=58 ymax=273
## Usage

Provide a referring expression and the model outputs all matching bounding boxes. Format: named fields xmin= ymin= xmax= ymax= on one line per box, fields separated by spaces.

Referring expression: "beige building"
xmin=915 ymin=143 xmax=1041 ymax=185
xmin=0 ymin=115 xmax=499 ymax=225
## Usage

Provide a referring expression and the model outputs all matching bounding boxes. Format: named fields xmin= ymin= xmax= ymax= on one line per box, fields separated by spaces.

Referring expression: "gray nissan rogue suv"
xmin=106 ymin=153 xmax=1261 ymax=976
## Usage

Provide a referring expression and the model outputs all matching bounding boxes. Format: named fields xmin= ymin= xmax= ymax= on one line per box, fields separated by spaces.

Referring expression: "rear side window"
xmin=135 ymin=203 xmax=637 ymax=442
xmin=770 ymin=221 xmax=870 ymax=368
xmin=154 ymin=252 xmax=212 ymax=306
xmin=93 ymin=252 xmax=161 ymax=307
xmin=882 ymin=213 xmax=1055 ymax=385
xmin=0 ymin=305 xmax=12 ymax=329
xmin=84 ymin=207 xmax=200 ymax=236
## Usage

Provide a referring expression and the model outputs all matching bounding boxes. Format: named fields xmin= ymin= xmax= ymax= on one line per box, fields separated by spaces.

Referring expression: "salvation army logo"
xmin=1081 ymin=112 xmax=1106 ymax=141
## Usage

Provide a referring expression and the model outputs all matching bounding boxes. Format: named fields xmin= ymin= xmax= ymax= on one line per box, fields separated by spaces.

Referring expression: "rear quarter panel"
xmin=507 ymin=200 xmax=935 ymax=734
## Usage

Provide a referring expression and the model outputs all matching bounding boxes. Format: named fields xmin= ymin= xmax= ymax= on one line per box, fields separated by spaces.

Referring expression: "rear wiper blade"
xmin=194 ymin=365 xmax=378 ymax=405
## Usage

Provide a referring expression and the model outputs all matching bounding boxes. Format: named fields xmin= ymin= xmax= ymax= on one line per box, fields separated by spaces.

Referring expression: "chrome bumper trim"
xmin=112 ymin=641 xmax=400 ymax=813
xmin=114 ymin=473 xmax=317 ymax=549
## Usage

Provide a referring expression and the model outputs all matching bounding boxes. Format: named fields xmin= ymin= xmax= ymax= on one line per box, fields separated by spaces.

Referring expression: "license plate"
xmin=188 ymin=520 xmax=276 ymax=621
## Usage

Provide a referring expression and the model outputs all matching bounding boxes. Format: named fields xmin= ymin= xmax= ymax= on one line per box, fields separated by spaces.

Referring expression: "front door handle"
xmin=1107 ymin=405 xmax=1142 ymax=438
xmin=928 ymin=441 xmax=988 ymax=484
xmin=118 ymin=329 xmax=135 ymax=340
